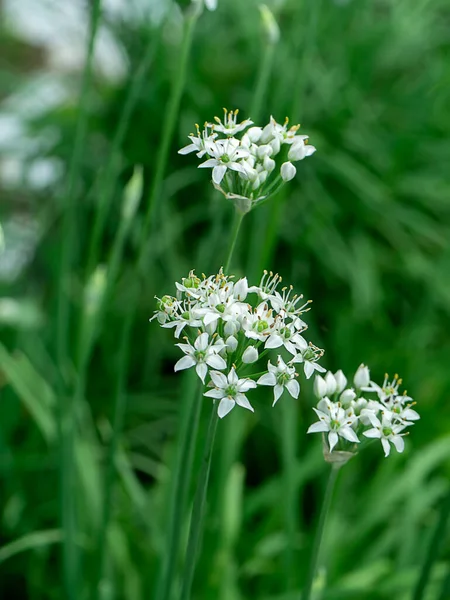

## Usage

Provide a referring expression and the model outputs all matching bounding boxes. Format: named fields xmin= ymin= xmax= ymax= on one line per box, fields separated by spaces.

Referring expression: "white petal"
xmin=203 ymin=312 xmax=220 ymax=326
xmin=381 ymin=438 xmax=391 ymax=457
xmin=235 ymin=393 xmax=254 ymax=412
xmin=328 ymin=431 xmax=339 ymax=452
xmin=307 ymin=421 xmax=329 ymax=434
xmin=206 ymin=354 xmax=227 ymax=370
xmin=363 ymin=428 xmax=381 ymax=439
xmin=178 ymin=143 xmax=198 ymax=155
xmin=212 ymin=164 xmax=227 ymax=185
xmin=198 ymin=158 xmax=219 ymax=168
xmin=195 ymin=362 xmax=208 ymax=383
xmin=204 ymin=388 xmax=225 ymax=399
xmin=392 ymin=436 xmax=405 ymax=453
xmin=218 ymin=398 xmax=235 ymax=418
xmin=234 ymin=277 xmax=248 ymax=301
xmin=286 ymin=379 xmax=300 ymax=399
xmin=273 ymin=385 xmax=284 ymax=404
xmin=265 ymin=334 xmax=283 ymax=349
xmin=228 ymin=368 xmax=239 ymax=385
xmin=195 ymin=332 xmax=209 ymax=351
xmin=174 ymin=355 xmax=196 ymax=372
xmin=238 ymin=379 xmax=257 ymax=392
xmin=339 ymin=427 xmax=360 ymax=444
xmin=210 ymin=371 xmax=228 ymax=388
xmin=242 ymin=346 xmax=258 ymax=364
xmin=257 ymin=373 xmax=277 ymax=386
xmin=304 ymin=361 xmax=314 ymax=379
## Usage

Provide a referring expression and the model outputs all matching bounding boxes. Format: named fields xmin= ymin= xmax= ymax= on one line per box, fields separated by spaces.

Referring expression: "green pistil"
xmin=382 ymin=427 xmax=393 ymax=437
xmin=225 ymin=385 xmax=237 ymax=397
xmin=221 ymin=154 xmax=231 ymax=164
xmin=280 ymin=327 xmax=291 ymax=339
xmin=194 ymin=350 xmax=206 ymax=362
xmin=216 ymin=304 xmax=226 ymax=313
xmin=330 ymin=420 xmax=340 ymax=430
xmin=303 ymin=348 xmax=315 ymax=361
xmin=254 ymin=320 xmax=268 ymax=333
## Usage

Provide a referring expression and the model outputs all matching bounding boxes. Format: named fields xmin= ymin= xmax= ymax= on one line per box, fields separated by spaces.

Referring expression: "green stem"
xmin=139 ymin=10 xmax=199 ymax=270
xmin=412 ymin=485 xmax=450 ymax=600
xmin=86 ymin=33 xmax=158 ymax=277
xmin=180 ymin=406 xmax=219 ymax=600
xmin=281 ymin=399 xmax=298 ymax=591
xmin=94 ymin=307 xmax=133 ymax=599
xmin=250 ymin=38 xmax=276 ymax=122
xmin=155 ymin=377 xmax=203 ymax=600
xmin=301 ymin=465 xmax=339 ymax=600
xmin=55 ymin=3 xmax=101 ymax=600
xmin=224 ymin=212 xmax=244 ymax=273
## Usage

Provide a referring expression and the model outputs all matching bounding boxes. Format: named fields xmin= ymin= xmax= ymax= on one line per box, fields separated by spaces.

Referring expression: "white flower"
xmin=204 ymin=0 xmax=217 ymax=10
xmin=280 ymin=161 xmax=296 ymax=182
xmin=264 ymin=321 xmax=307 ymax=356
xmin=199 ymin=138 xmax=249 ymax=185
xmin=260 ymin=116 xmax=300 ymax=145
xmin=354 ymin=364 xmax=370 ymax=389
xmin=339 ymin=388 xmax=356 ymax=407
xmin=288 ymin=137 xmax=316 ymax=161
xmin=247 ymin=126 xmax=263 ymax=143
xmin=174 ymin=333 xmax=226 ymax=383
xmin=162 ymin=302 xmax=202 ymax=337
xmin=242 ymin=301 xmax=275 ymax=341
xmin=149 ymin=295 xmax=179 ymax=324
xmin=362 ymin=373 xmax=402 ymax=402
xmin=257 ymin=356 xmax=300 ymax=405
xmin=178 ymin=123 xmax=217 ymax=158
xmin=268 ymin=286 xmax=311 ymax=320
xmin=248 ymin=270 xmax=282 ymax=300
xmin=291 ymin=339 xmax=326 ymax=379
xmin=212 ymin=108 xmax=253 ymax=136
xmin=204 ymin=368 xmax=257 ymax=418
xmin=307 ymin=398 xmax=360 ymax=452
xmin=242 ymin=346 xmax=258 ymax=364
xmin=225 ymin=335 xmax=238 ymax=353
xmin=363 ymin=414 xmax=406 ymax=457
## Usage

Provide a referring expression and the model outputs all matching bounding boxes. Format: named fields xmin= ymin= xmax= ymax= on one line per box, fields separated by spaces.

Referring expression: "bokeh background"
xmin=1 ymin=0 xmax=450 ymax=598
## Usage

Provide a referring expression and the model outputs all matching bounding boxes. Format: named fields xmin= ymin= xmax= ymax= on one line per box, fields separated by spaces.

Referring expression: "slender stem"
xmin=438 ymin=568 xmax=450 ymax=600
xmin=412 ymin=485 xmax=450 ymax=600
xmin=139 ymin=10 xmax=199 ymax=270
xmin=180 ymin=406 xmax=219 ymax=600
xmin=301 ymin=465 xmax=339 ymax=600
xmin=94 ymin=307 xmax=134 ymax=599
xmin=55 ymin=4 xmax=101 ymax=600
xmin=281 ymin=399 xmax=298 ymax=591
xmin=250 ymin=39 xmax=276 ymax=122
xmin=224 ymin=212 xmax=244 ymax=273
xmin=86 ymin=33 xmax=158 ymax=277
xmin=155 ymin=377 xmax=204 ymax=600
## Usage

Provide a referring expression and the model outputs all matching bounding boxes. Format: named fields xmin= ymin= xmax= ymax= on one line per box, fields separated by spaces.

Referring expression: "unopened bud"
xmin=280 ymin=161 xmax=296 ymax=182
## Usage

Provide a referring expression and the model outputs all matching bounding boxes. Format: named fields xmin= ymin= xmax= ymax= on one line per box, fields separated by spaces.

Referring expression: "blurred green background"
xmin=1 ymin=0 xmax=450 ymax=598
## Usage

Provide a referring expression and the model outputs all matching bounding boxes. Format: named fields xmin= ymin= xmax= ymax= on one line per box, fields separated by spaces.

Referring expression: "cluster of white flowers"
xmin=178 ymin=108 xmax=316 ymax=214
xmin=150 ymin=269 xmax=325 ymax=418
xmin=308 ymin=365 xmax=420 ymax=458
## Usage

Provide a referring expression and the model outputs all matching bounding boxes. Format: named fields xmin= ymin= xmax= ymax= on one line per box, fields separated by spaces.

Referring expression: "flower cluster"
xmin=150 ymin=269 xmax=325 ymax=418
xmin=308 ymin=365 xmax=419 ymax=459
xmin=178 ymin=108 xmax=316 ymax=214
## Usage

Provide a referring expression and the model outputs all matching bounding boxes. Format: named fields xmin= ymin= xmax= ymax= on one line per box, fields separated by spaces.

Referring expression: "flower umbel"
xmin=151 ymin=269 xmax=324 ymax=418
xmin=179 ymin=109 xmax=316 ymax=213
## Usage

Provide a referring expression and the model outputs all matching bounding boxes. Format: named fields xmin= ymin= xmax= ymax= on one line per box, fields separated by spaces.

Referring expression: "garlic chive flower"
xmin=151 ymin=269 xmax=325 ymax=418
xmin=307 ymin=366 xmax=419 ymax=460
xmin=179 ymin=110 xmax=316 ymax=213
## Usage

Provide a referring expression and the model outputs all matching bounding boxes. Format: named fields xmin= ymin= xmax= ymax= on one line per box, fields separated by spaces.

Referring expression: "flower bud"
xmin=354 ymin=364 xmax=370 ymax=389
xmin=334 ymin=370 xmax=347 ymax=393
xmin=224 ymin=320 xmax=237 ymax=336
xmin=247 ymin=127 xmax=263 ymax=143
xmin=263 ymin=155 xmax=275 ymax=172
xmin=339 ymin=388 xmax=356 ymax=407
xmin=325 ymin=371 xmax=337 ymax=395
xmin=270 ymin=137 xmax=281 ymax=155
xmin=225 ymin=335 xmax=238 ymax=353
xmin=314 ymin=374 xmax=327 ymax=399
xmin=280 ymin=161 xmax=296 ymax=182
xmin=259 ymin=4 xmax=280 ymax=45
xmin=257 ymin=144 xmax=273 ymax=159
xmin=242 ymin=346 xmax=258 ymax=364
xmin=234 ymin=277 xmax=248 ymax=301
xmin=122 ymin=166 xmax=143 ymax=221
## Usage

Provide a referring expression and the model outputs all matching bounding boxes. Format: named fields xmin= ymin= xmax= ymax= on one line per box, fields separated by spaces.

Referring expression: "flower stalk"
xmin=301 ymin=465 xmax=339 ymax=600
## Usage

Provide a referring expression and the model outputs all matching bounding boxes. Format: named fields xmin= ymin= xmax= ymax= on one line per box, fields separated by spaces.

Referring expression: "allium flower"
xmin=307 ymin=398 xmax=360 ymax=452
xmin=199 ymin=138 xmax=249 ymax=185
xmin=175 ymin=332 xmax=226 ymax=383
xmin=363 ymin=414 xmax=406 ymax=457
xmin=204 ymin=368 xmax=256 ymax=418
xmin=291 ymin=340 xmax=326 ymax=378
xmin=178 ymin=123 xmax=217 ymax=158
xmin=212 ymin=108 xmax=253 ymax=136
xmin=280 ymin=161 xmax=296 ymax=182
xmin=257 ymin=356 xmax=300 ymax=405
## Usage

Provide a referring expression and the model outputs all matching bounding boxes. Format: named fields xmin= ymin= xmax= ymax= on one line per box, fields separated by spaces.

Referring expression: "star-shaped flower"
xmin=204 ymin=367 xmax=256 ymax=418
